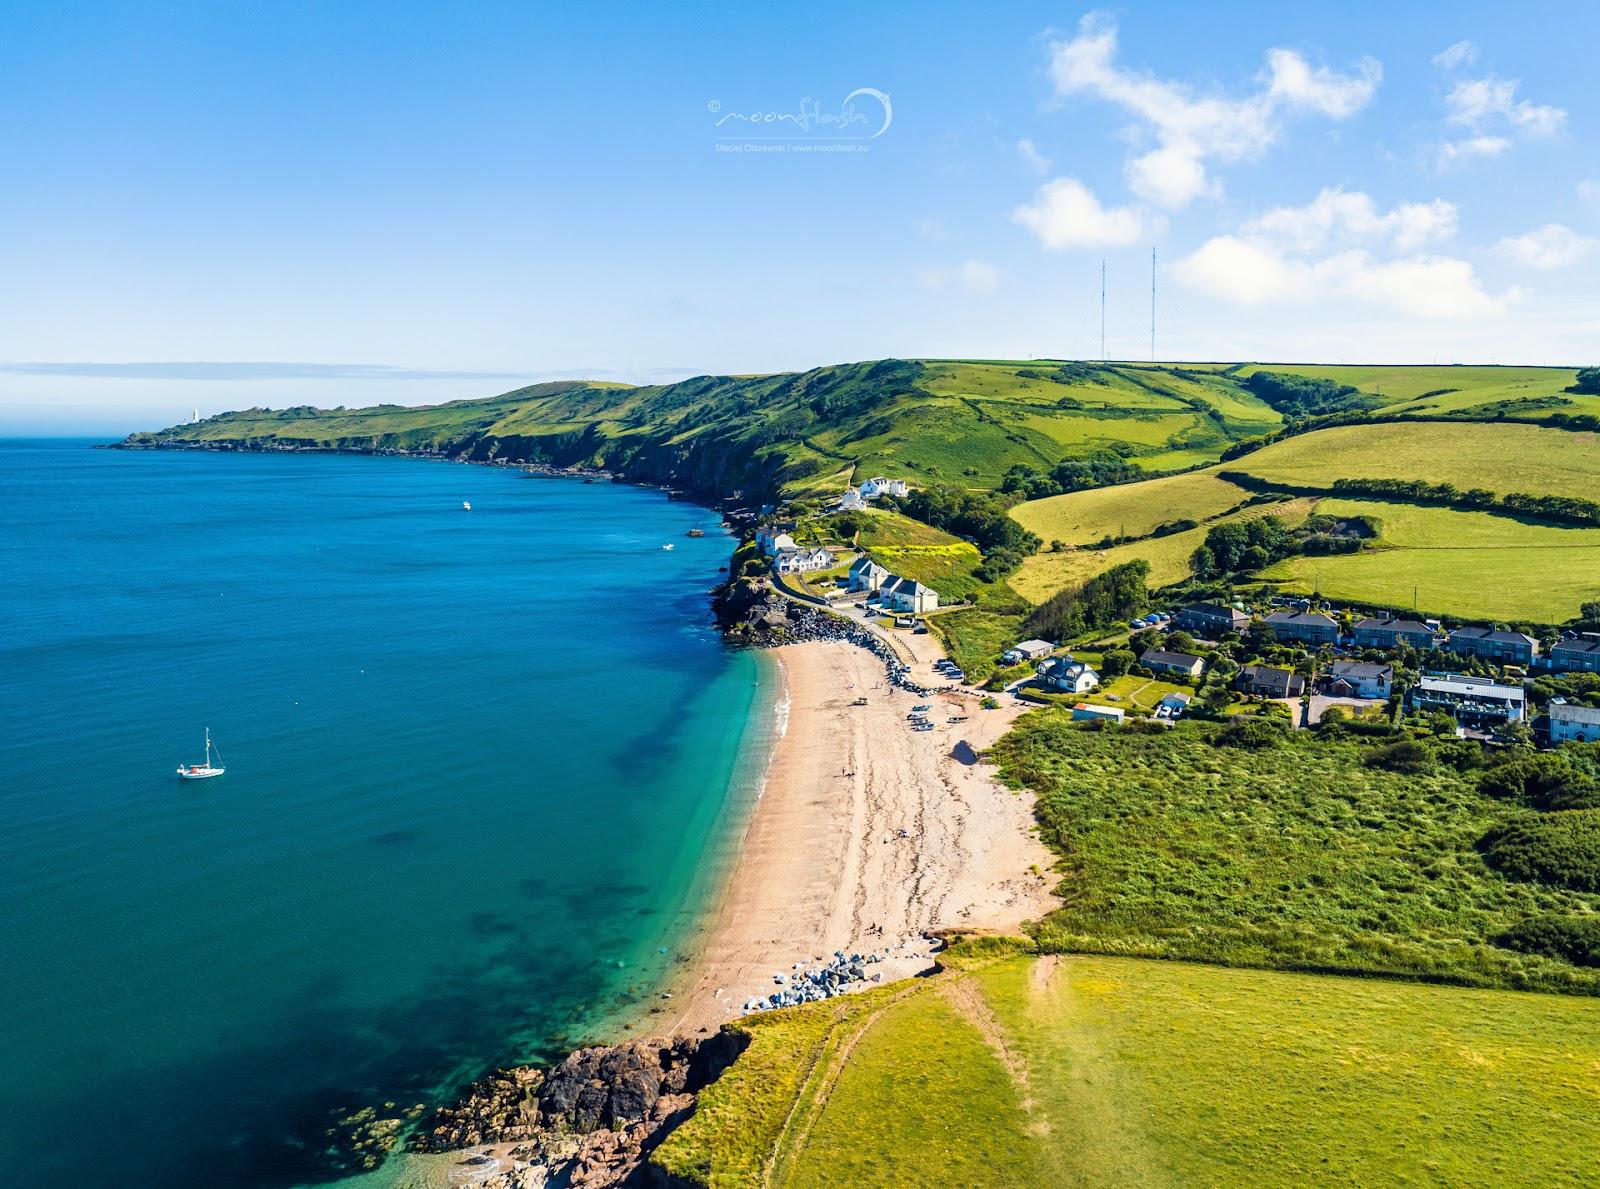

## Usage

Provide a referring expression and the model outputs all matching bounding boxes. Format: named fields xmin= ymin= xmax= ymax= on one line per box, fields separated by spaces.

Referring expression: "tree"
xmin=1101 ymin=648 xmax=1136 ymax=678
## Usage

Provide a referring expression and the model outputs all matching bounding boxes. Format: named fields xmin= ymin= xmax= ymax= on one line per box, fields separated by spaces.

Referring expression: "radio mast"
xmin=1099 ymin=259 xmax=1106 ymax=361
xmin=1150 ymin=249 xmax=1157 ymax=362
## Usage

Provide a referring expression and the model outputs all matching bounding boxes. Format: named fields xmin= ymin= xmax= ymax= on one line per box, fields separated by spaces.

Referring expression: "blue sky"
xmin=3 ymin=2 xmax=1597 ymax=431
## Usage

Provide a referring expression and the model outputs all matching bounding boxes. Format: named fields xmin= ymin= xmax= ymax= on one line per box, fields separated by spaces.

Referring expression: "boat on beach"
xmin=177 ymin=728 xmax=225 ymax=780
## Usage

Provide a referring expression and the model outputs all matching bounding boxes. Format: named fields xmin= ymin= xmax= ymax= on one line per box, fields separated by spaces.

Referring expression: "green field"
xmin=1260 ymin=498 xmax=1600 ymax=622
xmin=1009 ymin=498 xmax=1316 ymax=604
xmin=655 ymin=948 xmax=1600 ymax=1187
xmin=1238 ymin=363 xmax=1594 ymax=418
xmin=993 ymin=712 xmax=1600 ymax=992
xmin=1009 ymin=470 xmax=1252 ymax=546
xmin=1230 ymin=420 xmax=1600 ymax=502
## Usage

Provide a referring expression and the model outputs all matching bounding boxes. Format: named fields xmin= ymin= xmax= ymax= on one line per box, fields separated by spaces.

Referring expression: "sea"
xmin=0 ymin=440 xmax=778 ymax=1187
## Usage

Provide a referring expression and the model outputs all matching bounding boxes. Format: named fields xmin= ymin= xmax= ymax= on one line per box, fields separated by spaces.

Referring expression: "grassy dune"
xmin=1260 ymin=498 xmax=1600 ymax=621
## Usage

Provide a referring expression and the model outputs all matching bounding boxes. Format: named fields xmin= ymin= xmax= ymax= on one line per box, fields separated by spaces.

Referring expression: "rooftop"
xmin=1551 ymin=702 xmax=1600 ymax=725
xmin=1415 ymin=674 xmax=1525 ymax=702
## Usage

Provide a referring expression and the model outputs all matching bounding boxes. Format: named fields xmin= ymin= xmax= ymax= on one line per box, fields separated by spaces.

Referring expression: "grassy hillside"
xmin=853 ymin=509 xmax=987 ymax=601
xmin=1005 ymin=411 xmax=1600 ymax=622
xmin=123 ymin=359 xmax=1303 ymax=504
xmin=1228 ymin=420 xmax=1600 ymax=502
xmin=1238 ymin=362 xmax=1599 ymax=419
xmin=1260 ymin=498 xmax=1600 ymax=622
xmin=655 ymin=947 xmax=1600 ymax=1187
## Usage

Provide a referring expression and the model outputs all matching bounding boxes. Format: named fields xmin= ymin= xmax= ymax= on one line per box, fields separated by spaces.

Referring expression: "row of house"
xmin=836 ymin=476 xmax=909 ymax=513
xmin=847 ymin=555 xmax=939 ymax=614
xmin=774 ymin=546 xmax=835 ymax=574
xmin=1178 ymin=603 xmax=1559 ymax=669
xmin=1234 ymin=659 xmax=1396 ymax=701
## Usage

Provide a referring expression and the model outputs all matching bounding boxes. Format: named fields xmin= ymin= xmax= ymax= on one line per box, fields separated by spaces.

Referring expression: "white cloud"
xmin=1577 ymin=180 xmax=1600 ymax=208
xmin=913 ymin=217 xmax=948 ymax=240
xmin=1263 ymin=48 xmax=1381 ymax=118
xmin=1495 ymin=223 xmax=1597 ymax=269
xmin=1445 ymin=76 xmax=1566 ymax=137
xmin=1243 ymin=188 xmax=1458 ymax=252
xmin=1011 ymin=177 xmax=1145 ymax=249
xmin=1436 ymin=135 xmax=1511 ymax=166
xmin=1016 ymin=137 xmax=1051 ymax=174
xmin=1431 ymin=40 xmax=1477 ymax=70
xmin=919 ymin=259 xmax=1001 ymax=294
xmin=1175 ymin=236 xmax=1507 ymax=320
xmin=1045 ymin=14 xmax=1380 ymax=209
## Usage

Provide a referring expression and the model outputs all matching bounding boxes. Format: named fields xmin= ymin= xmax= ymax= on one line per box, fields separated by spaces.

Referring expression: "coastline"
xmin=659 ymin=637 xmax=1056 ymax=1038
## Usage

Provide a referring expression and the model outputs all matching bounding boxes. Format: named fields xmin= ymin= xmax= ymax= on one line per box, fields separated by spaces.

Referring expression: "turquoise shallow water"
xmin=0 ymin=441 xmax=774 ymax=1186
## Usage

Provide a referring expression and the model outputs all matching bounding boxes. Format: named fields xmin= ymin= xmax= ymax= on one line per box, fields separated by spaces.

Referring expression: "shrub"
xmin=1363 ymin=739 xmax=1435 ymax=774
xmin=1479 ymin=754 xmax=1600 ymax=811
xmin=1213 ymin=718 xmax=1286 ymax=750
xmin=1494 ymin=915 xmax=1600 ymax=968
xmin=1480 ymin=811 xmax=1600 ymax=892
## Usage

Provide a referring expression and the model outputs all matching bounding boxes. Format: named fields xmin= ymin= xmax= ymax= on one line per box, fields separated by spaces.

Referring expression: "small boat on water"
xmin=177 ymin=728 xmax=225 ymax=780
xmin=662 ymin=543 xmax=675 ymax=551
xmin=462 ymin=501 xmax=472 ymax=511
xmin=686 ymin=528 xmax=705 ymax=538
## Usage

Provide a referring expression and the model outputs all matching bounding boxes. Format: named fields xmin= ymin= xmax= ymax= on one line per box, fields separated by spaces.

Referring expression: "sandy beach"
xmin=662 ymin=637 xmax=1054 ymax=1036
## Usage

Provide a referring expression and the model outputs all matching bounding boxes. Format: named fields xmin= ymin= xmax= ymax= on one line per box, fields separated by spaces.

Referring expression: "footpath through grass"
xmin=655 ymin=947 xmax=1600 ymax=1187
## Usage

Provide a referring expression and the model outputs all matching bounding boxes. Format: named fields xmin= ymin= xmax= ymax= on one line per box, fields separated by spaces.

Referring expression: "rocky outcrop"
xmin=409 ymin=1031 xmax=745 ymax=1187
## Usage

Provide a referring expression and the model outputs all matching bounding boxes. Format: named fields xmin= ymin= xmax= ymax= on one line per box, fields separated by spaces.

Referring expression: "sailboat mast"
xmin=205 ymin=728 xmax=211 ymax=767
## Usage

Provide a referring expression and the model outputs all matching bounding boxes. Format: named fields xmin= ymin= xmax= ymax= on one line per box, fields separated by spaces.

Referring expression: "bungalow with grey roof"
xmin=1446 ymin=626 xmax=1539 ymax=666
xmin=1235 ymin=664 xmax=1304 ymax=699
xmin=1139 ymin=648 xmax=1205 ymax=679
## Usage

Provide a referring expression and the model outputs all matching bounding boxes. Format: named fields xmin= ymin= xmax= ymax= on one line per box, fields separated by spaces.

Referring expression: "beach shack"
xmin=1071 ymin=703 xmax=1124 ymax=724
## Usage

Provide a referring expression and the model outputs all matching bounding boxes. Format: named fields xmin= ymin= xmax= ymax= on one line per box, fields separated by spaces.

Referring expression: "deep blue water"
xmin=0 ymin=441 xmax=773 ymax=1186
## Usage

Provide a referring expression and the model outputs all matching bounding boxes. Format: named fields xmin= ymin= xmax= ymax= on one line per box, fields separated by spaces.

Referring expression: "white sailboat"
xmin=177 ymin=728 xmax=225 ymax=780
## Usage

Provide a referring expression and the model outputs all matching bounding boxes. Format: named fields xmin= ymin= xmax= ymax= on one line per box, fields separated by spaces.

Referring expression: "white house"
xmin=1323 ymin=661 xmax=1393 ymax=700
xmin=836 ymin=487 xmax=867 ymax=513
xmin=1549 ymin=700 xmax=1600 ymax=744
xmin=1037 ymin=656 xmax=1099 ymax=694
xmin=880 ymin=576 xmax=938 ymax=614
xmin=859 ymin=477 xmax=909 ymax=500
xmin=848 ymin=556 xmax=890 ymax=593
xmin=755 ymin=526 xmax=796 ymax=557
xmin=774 ymin=547 xmax=834 ymax=574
